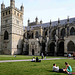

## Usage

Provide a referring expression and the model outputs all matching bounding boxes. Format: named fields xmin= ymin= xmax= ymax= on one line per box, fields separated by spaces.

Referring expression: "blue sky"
xmin=0 ymin=0 xmax=75 ymax=26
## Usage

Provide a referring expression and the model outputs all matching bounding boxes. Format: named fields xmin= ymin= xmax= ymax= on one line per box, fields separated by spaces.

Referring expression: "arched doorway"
xmin=32 ymin=49 xmax=34 ymax=55
xmin=57 ymin=42 xmax=64 ymax=56
xmin=48 ymin=42 xmax=55 ymax=56
xmin=67 ymin=41 xmax=75 ymax=52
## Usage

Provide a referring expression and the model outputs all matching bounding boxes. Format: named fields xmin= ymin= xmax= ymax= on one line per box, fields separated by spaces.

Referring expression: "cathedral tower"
xmin=1 ymin=0 xmax=24 ymax=55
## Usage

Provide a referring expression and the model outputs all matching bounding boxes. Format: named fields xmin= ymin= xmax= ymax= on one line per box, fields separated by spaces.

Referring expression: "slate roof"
xmin=25 ymin=17 xmax=75 ymax=30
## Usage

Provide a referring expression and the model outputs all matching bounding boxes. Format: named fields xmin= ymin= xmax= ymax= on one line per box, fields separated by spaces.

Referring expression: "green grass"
xmin=0 ymin=59 xmax=75 ymax=75
xmin=0 ymin=55 xmax=67 ymax=60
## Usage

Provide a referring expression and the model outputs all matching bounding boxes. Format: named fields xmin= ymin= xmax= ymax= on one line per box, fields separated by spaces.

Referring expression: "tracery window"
xmin=61 ymin=28 xmax=65 ymax=38
xmin=4 ymin=31 xmax=9 ymax=40
xmin=70 ymin=27 xmax=75 ymax=35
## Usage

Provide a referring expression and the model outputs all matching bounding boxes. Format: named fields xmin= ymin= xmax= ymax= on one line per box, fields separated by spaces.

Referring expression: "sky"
xmin=0 ymin=0 xmax=75 ymax=26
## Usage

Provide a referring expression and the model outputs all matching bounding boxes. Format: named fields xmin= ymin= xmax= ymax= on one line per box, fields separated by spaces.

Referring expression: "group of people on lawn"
xmin=31 ymin=52 xmax=46 ymax=62
xmin=31 ymin=57 xmax=41 ymax=62
xmin=53 ymin=62 xmax=72 ymax=74
xmin=31 ymin=52 xmax=73 ymax=74
xmin=32 ymin=57 xmax=72 ymax=74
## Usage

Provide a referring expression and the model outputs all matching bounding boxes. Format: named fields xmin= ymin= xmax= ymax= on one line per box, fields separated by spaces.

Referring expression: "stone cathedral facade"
xmin=0 ymin=0 xmax=75 ymax=56
xmin=24 ymin=17 xmax=75 ymax=56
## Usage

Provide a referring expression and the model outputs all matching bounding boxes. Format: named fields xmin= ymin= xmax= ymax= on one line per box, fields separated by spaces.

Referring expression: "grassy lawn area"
xmin=0 ymin=59 xmax=75 ymax=75
xmin=0 ymin=55 xmax=67 ymax=60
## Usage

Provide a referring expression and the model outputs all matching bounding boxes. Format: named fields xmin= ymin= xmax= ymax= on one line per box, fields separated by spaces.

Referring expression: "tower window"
xmin=9 ymin=10 xmax=10 ymax=14
xmin=4 ymin=31 xmax=9 ymax=40
xmin=6 ymin=12 xmax=7 ymax=15
xmin=3 ymin=13 xmax=4 ymax=16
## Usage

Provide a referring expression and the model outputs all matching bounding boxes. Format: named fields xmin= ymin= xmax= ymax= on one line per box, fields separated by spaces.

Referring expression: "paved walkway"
xmin=0 ymin=58 xmax=68 ymax=63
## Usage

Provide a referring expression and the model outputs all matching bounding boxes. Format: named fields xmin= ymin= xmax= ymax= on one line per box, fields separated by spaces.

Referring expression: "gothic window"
xmin=6 ymin=11 xmax=7 ymax=15
xmin=52 ymin=29 xmax=56 ymax=40
xmin=67 ymin=41 xmax=75 ymax=51
xmin=70 ymin=27 xmax=75 ymax=35
xmin=9 ymin=10 xmax=10 ymax=14
xmin=27 ymin=31 xmax=30 ymax=39
xmin=3 ymin=13 xmax=4 ymax=16
xmin=61 ymin=28 xmax=65 ymax=38
xmin=4 ymin=31 xmax=9 ymax=40
xmin=35 ymin=31 xmax=38 ymax=38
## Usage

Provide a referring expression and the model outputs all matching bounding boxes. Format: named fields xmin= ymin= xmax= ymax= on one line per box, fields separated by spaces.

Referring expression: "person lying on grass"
xmin=63 ymin=62 xmax=72 ymax=74
xmin=53 ymin=64 xmax=64 ymax=73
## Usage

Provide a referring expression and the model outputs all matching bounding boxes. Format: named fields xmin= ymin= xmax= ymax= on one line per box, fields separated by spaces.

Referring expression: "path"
xmin=0 ymin=58 xmax=68 ymax=63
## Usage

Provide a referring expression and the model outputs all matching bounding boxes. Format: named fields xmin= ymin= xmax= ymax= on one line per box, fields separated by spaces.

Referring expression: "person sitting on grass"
xmin=36 ymin=57 xmax=41 ymax=62
xmin=68 ymin=53 xmax=71 ymax=58
xmin=63 ymin=62 xmax=72 ymax=74
xmin=53 ymin=64 xmax=64 ymax=73
xmin=31 ymin=57 xmax=36 ymax=62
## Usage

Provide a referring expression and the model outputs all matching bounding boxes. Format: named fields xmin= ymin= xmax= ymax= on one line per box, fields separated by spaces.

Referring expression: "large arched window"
xmin=51 ymin=29 xmax=56 ymax=40
xmin=61 ymin=28 xmax=65 ymax=38
xmin=4 ymin=31 xmax=9 ymax=40
xmin=67 ymin=41 xmax=75 ymax=51
xmin=70 ymin=27 xmax=75 ymax=35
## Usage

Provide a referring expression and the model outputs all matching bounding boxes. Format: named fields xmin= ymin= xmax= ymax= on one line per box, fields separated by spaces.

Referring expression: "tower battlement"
xmin=1 ymin=0 xmax=24 ymax=14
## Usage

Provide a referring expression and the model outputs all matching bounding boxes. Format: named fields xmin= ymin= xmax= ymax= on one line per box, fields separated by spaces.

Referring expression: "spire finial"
xmin=50 ymin=19 xmax=51 ymax=25
xmin=58 ymin=18 xmax=60 ymax=24
xmin=67 ymin=16 xmax=69 ymax=22
xmin=35 ymin=17 xmax=38 ymax=23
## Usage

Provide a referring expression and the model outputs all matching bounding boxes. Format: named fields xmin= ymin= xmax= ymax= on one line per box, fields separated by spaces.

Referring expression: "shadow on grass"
xmin=46 ymin=70 xmax=67 ymax=75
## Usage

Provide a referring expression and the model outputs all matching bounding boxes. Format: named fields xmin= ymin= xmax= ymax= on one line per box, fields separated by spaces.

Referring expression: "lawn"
xmin=0 ymin=55 xmax=67 ymax=60
xmin=0 ymin=59 xmax=75 ymax=75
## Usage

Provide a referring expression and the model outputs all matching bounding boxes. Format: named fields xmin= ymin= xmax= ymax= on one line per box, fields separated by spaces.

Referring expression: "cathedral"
xmin=0 ymin=0 xmax=75 ymax=56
